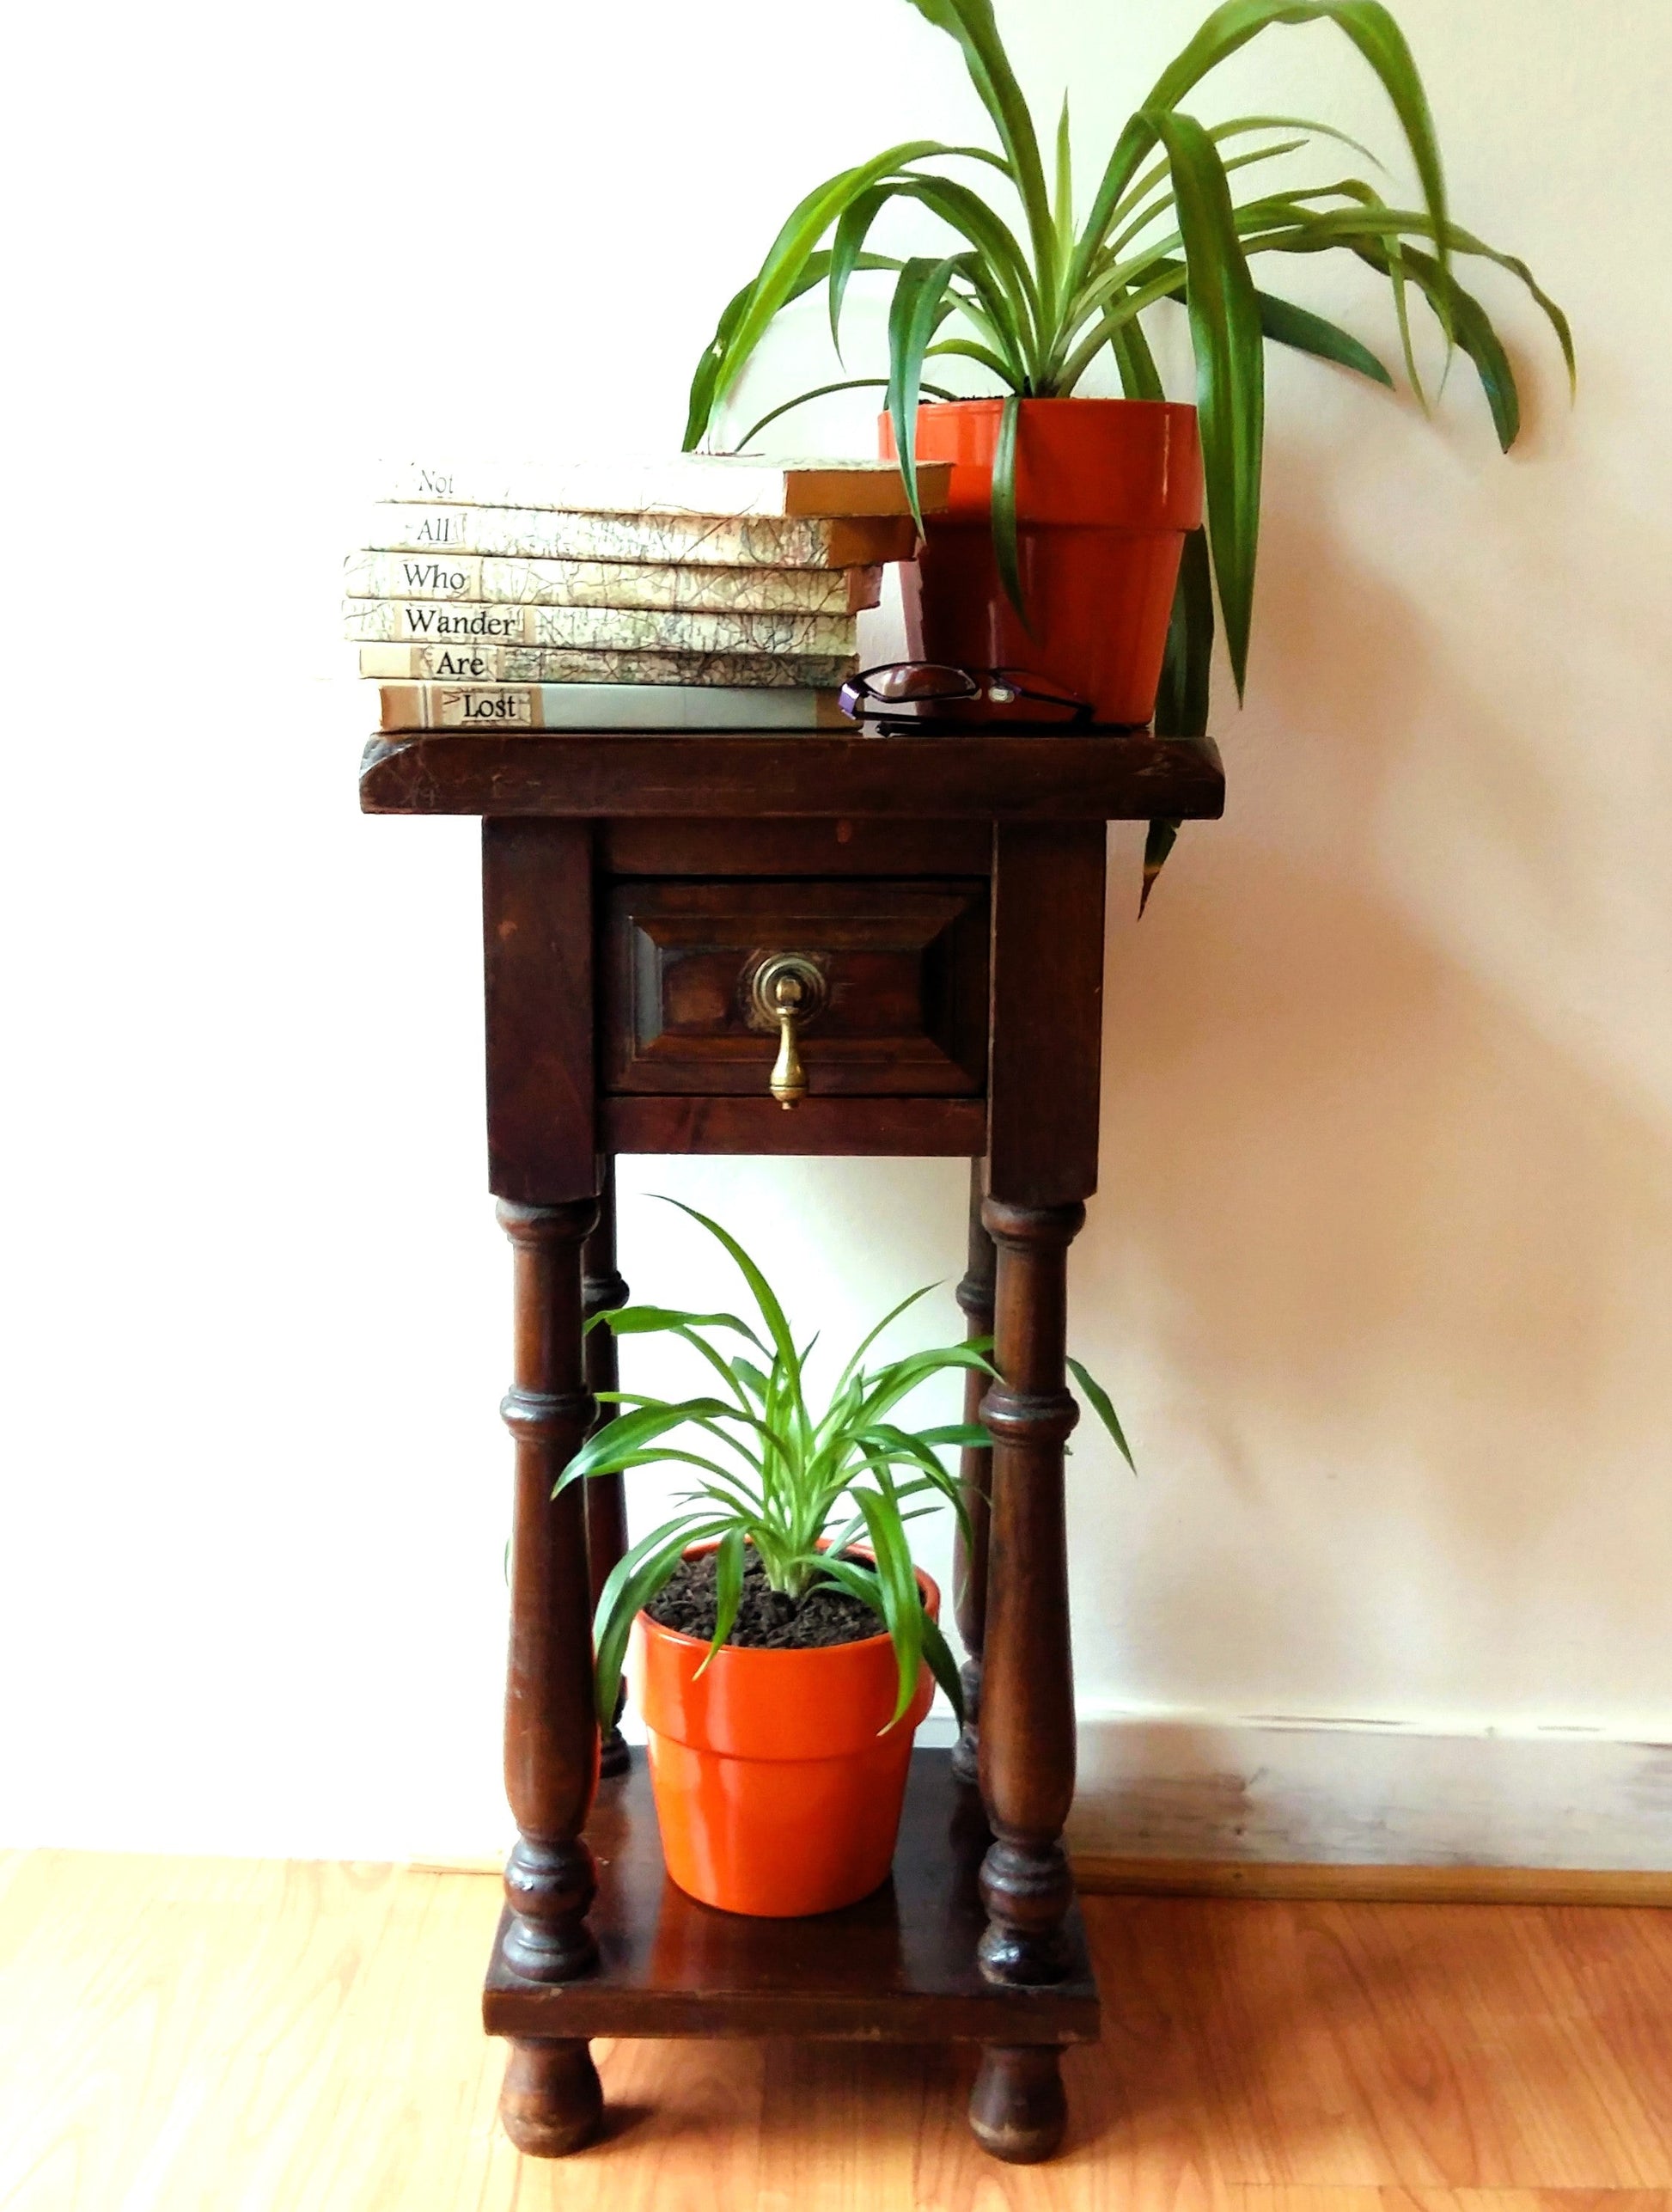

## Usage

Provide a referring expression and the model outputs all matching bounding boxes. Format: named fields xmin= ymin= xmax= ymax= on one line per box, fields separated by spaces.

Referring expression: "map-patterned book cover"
xmin=359 ymin=642 xmax=856 ymax=687
xmin=365 ymin=502 xmax=916 ymax=571
xmin=376 ymin=682 xmax=848 ymax=731
xmin=341 ymin=596 xmax=857 ymax=657
xmin=375 ymin=455 xmax=951 ymax=520
xmin=344 ymin=551 xmax=878 ymax=617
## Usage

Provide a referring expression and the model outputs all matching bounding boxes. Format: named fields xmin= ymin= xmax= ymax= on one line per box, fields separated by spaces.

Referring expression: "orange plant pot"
xmin=879 ymin=396 xmax=1203 ymax=727
xmin=629 ymin=1559 xmax=941 ymax=1917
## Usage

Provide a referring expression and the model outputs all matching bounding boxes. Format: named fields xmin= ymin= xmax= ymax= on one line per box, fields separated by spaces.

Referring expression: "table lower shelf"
xmin=483 ymin=1749 xmax=1101 ymax=2044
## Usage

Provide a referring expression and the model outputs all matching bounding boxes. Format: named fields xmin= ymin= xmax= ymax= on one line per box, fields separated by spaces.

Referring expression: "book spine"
xmin=378 ymin=461 xmax=796 ymax=516
xmin=344 ymin=551 xmax=878 ymax=617
xmin=365 ymin=504 xmax=914 ymax=571
xmin=359 ymin=643 xmax=857 ymax=687
xmin=342 ymin=598 xmax=857 ymax=657
xmin=374 ymin=458 xmax=947 ymax=517
xmin=377 ymin=684 xmax=847 ymax=731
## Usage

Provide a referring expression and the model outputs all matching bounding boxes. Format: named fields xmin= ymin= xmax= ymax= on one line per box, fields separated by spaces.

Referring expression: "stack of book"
xmin=345 ymin=456 xmax=952 ymax=732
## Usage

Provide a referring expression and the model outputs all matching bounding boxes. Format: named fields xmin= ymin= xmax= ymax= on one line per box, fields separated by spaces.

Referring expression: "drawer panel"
xmin=601 ymin=819 xmax=993 ymax=877
xmin=603 ymin=879 xmax=989 ymax=1097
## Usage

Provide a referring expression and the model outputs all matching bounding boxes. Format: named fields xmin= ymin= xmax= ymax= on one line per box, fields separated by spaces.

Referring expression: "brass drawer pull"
xmin=748 ymin=954 xmax=828 ymax=1110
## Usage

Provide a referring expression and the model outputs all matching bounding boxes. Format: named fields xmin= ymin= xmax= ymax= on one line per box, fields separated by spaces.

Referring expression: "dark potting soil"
xmin=645 ymin=1549 xmax=895 ymax=1652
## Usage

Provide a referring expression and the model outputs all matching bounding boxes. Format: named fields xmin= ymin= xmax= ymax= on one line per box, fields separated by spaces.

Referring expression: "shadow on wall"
xmin=1069 ymin=466 xmax=1672 ymax=1725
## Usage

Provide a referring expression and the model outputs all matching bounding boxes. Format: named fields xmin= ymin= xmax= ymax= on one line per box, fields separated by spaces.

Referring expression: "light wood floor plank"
xmin=3 ymin=1855 xmax=1670 ymax=2211
xmin=1226 ymin=2193 xmax=1672 ymax=2210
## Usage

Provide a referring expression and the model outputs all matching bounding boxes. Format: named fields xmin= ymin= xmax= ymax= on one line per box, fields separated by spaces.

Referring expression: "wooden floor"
xmin=2 ymin=1849 xmax=1669 ymax=2211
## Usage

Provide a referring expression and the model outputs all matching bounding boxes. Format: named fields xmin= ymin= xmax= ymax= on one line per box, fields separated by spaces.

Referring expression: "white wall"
xmin=3 ymin=0 xmax=1668 ymax=1863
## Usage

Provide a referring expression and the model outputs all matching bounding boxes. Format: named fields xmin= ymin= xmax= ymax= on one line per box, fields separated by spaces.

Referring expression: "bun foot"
xmin=499 ymin=2037 xmax=603 ymax=2156
xmin=967 ymin=2044 xmax=1067 ymax=2164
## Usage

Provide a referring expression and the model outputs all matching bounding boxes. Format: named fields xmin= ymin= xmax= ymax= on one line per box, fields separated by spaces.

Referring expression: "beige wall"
xmin=3 ymin=0 xmax=1667 ymax=1859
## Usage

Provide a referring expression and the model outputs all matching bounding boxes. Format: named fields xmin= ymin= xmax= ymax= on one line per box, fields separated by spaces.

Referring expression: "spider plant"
xmin=683 ymin=0 xmax=1571 ymax=890
xmin=558 ymin=1201 xmax=1133 ymax=1729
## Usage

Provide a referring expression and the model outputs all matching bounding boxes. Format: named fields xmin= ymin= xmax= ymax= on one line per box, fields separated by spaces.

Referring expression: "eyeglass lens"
xmin=860 ymin=664 xmax=978 ymax=703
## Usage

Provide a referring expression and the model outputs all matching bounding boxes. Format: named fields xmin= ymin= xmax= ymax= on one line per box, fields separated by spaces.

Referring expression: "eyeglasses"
xmin=838 ymin=663 xmax=1094 ymax=730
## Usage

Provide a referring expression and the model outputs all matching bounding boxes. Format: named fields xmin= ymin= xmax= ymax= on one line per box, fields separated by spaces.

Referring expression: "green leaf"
xmin=1098 ymin=137 xmax=1307 ymax=273
xmin=1077 ymin=2 xmax=1449 ymax=313
xmin=901 ymin=0 xmax=1058 ymax=305
xmin=1067 ymin=1356 xmax=1137 ymax=1473
xmin=685 ymin=247 xmax=862 ymax=450
xmin=899 ymin=174 xmax=1040 ymax=346
xmin=1109 ymin=315 xmax=1165 ymax=401
xmin=852 ymin=1490 xmax=925 ymax=1726
xmin=925 ymin=338 xmax=1022 ymax=388
xmin=1364 ymin=241 xmax=1518 ymax=448
xmin=1155 ymin=525 xmax=1214 ymax=742
xmin=829 ymin=169 xmax=1041 ymax=365
xmin=660 ymin=1200 xmax=802 ymax=1402
xmin=851 ymin=1435 xmax=974 ymax=1553
xmin=857 ymin=1342 xmax=996 ymax=1427
xmin=729 ymin=1353 xmax=772 ymax=1404
xmin=698 ymin=1528 xmax=747 ymax=1678
xmin=553 ymin=1398 xmax=735 ymax=1494
xmin=703 ymin=141 xmax=969 ymax=423
xmin=1054 ymin=93 xmax=1076 ymax=272
xmin=829 ymin=190 xmax=892 ymax=355
xmin=836 ymin=1283 xmax=943 ymax=1393
xmin=918 ymin=1609 xmax=967 ymax=1725
xmin=592 ymin=1518 xmax=729 ymax=1728
xmin=683 ymin=274 xmax=755 ymax=451
xmin=888 ymin=254 xmax=967 ymax=531
xmin=1144 ymin=108 xmax=1264 ymax=700
xmin=1243 ymin=199 xmax=1572 ymax=408
xmin=1255 ymin=289 xmax=1392 ymax=385
xmin=1101 ymin=113 xmax=1386 ymax=247
xmin=731 ymin=376 xmax=957 ymax=454
xmin=814 ymin=1552 xmax=888 ymax=1620
xmin=599 ymin=1304 xmax=766 ymax=1343
xmin=1140 ymin=820 xmax=1181 ymax=914
xmin=1144 ymin=526 xmax=1214 ymax=916
xmin=991 ymin=392 xmax=1028 ymax=625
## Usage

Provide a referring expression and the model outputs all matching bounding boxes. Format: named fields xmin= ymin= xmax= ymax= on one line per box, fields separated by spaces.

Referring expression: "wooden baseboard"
xmin=1071 ymin=1855 xmax=1672 ymax=1907
xmin=410 ymin=1851 xmax=1672 ymax=1909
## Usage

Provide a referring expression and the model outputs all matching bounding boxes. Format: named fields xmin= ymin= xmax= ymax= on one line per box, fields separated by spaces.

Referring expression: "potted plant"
xmin=684 ymin=0 xmax=1571 ymax=887
xmin=558 ymin=1201 xmax=1131 ymax=1917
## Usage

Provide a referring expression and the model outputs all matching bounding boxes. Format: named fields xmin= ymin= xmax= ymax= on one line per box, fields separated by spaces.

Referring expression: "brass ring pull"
xmin=748 ymin=954 xmax=828 ymax=1110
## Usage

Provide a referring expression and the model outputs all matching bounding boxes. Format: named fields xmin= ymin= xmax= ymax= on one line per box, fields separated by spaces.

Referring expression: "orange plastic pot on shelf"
xmin=879 ymin=397 xmax=1203 ymax=727
xmin=629 ymin=1555 xmax=941 ymax=1917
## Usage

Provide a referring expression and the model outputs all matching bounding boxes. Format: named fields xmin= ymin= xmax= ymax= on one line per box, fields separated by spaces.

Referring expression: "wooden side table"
xmin=362 ymin=726 xmax=1223 ymax=2163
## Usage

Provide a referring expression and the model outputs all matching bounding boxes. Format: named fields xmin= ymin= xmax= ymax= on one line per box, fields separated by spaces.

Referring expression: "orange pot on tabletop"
xmin=630 ymin=1555 xmax=941 ymax=1918
xmin=880 ymin=396 xmax=1203 ymax=727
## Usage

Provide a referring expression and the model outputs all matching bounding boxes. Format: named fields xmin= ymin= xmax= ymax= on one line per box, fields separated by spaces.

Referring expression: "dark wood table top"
xmin=359 ymin=729 xmax=1224 ymax=822
xmin=483 ymin=1750 xmax=1100 ymax=2044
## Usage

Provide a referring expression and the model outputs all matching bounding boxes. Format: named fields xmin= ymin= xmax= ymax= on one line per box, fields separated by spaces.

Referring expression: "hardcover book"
xmin=344 ymin=551 xmax=878 ymax=617
xmin=359 ymin=642 xmax=856 ymax=687
xmin=375 ymin=455 xmax=952 ymax=520
xmin=376 ymin=682 xmax=850 ymax=732
xmin=341 ymin=597 xmax=857 ymax=657
xmin=364 ymin=503 xmax=917 ymax=571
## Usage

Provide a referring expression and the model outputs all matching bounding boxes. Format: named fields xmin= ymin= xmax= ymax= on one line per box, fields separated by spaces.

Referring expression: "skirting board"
xmin=1064 ymin=1713 xmax=1672 ymax=1900
xmin=412 ymin=1714 xmax=1672 ymax=1907
xmin=1072 ymin=1859 xmax=1672 ymax=1905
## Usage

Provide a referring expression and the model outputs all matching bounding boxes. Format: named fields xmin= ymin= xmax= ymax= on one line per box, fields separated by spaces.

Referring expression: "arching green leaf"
xmin=1144 ymin=109 xmax=1264 ymax=700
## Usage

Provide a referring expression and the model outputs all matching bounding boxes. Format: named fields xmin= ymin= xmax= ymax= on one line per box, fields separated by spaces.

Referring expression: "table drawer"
xmin=602 ymin=878 xmax=989 ymax=1097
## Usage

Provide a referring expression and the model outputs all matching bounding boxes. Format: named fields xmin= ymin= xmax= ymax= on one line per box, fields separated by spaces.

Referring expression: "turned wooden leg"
xmin=951 ymin=1158 xmax=996 ymax=1786
xmin=975 ymin=1198 xmax=1083 ymax=1987
xmin=500 ymin=2037 xmax=603 ymax=2158
xmin=497 ymin=1197 xmax=601 ymax=1989
xmin=968 ymin=2044 xmax=1068 ymax=2163
xmin=583 ymin=1158 xmax=632 ymax=1779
